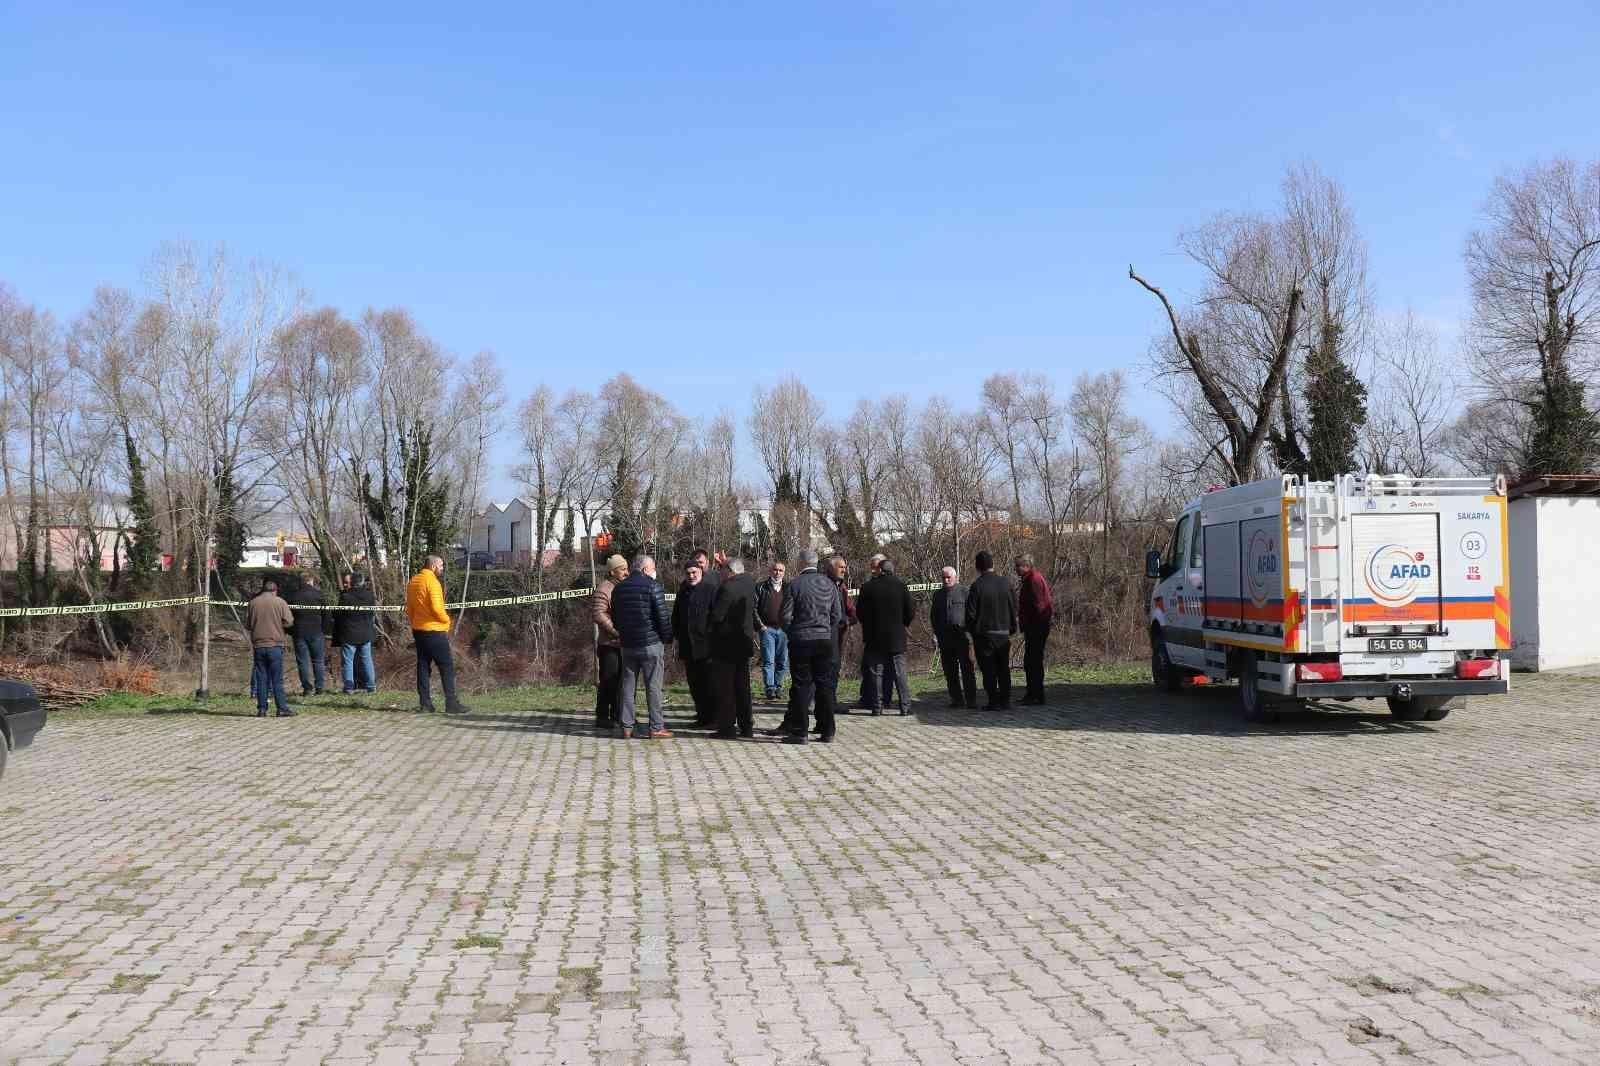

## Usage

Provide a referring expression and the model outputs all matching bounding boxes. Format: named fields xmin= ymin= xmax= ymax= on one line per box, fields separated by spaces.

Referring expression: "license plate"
xmin=1367 ymin=637 xmax=1427 ymax=653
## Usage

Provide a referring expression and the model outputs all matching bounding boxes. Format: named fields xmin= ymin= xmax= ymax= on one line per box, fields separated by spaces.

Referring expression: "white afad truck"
xmin=1146 ymin=473 xmax=1511 ymax=722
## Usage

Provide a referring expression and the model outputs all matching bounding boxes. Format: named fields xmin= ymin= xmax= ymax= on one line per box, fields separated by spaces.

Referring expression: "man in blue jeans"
xmin=289 ymin=574 xmax=331 ymax=696
xmin=334 ymin=571 xmax=378 ymax=693
xmin=754 ymin=561 xmax=788 ymax=701
xmin=245 ymin=579 xmax=297 ymax=717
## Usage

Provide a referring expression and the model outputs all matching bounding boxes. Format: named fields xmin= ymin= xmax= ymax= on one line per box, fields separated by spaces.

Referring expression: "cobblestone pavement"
xmin=5 ymin=674 xmax=1600 ymax=1065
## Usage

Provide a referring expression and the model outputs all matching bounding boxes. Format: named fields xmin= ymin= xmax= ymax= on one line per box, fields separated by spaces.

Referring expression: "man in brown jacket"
xmin=246 ymin=579 xmax=296 ymax=718
xmin=591 ymin=554 xmax=628 ymax=730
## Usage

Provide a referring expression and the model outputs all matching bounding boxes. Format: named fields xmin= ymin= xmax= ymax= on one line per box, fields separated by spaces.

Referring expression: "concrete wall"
xmin=1508 ymin=499 xmax=1540 ymax=670
xmin=1510 ymin=495 xmax=1600 ymax=671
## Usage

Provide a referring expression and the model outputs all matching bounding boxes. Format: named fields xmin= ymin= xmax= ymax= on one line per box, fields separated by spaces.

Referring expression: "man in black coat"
xmin=856 ymin=559 xmax=914 ymax=715
xmin=931 ymin=565 xmax=977 ymax=708
xmin=288 ymin=574 xmax=332 ymax=697
xmin=335 ymin=572 xmax=378 ymax=694
xmin=671 ymin=561 xmax=715 ymax=726
xmin=707 ymin=558 xmax=759 ymax=738
xmin=964 ymin=550 xmax=1017 ymax=710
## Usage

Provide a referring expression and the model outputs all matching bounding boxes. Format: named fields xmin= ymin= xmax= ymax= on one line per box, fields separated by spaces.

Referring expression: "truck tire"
xmin=1150 ymin=629 xmax=1182 ymax=692
xmin=1386 ymin=695 xmax=1455 ymax=722
xmin=1237 ymin=652 xmax=1277 ymax=723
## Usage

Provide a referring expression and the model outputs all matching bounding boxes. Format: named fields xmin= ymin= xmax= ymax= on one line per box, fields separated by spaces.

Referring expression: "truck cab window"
xmin=1166 ymin=515 xmax=1191 ymax=579
xmin=1189 ymin=514 xmax=1204 ymax=569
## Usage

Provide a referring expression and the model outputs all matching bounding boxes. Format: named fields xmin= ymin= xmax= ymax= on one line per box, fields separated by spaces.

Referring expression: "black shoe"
xmin=276 ymin=708 xmax=297 ymax=717
xmin=739 ymin=728 xmax=755 ymax=738
xmin=255 ymin=708 xmax=268 ymax=718
xmin=869 ymin=707 xmax=882 ymax=717
xmin=420 ymin=704 xmax=437 ymax=714
xmin=445 ymin=703 xmax=469 ymax=716
xmin=761 ymin=726 xmax=787 ymax=737
xmin=818 ymin=734 xmax=835 ymax=743
xmin=781 ymin=735 xmax=807 ymax=745
xmin=713 ymin=730 xmax=739 ymax=739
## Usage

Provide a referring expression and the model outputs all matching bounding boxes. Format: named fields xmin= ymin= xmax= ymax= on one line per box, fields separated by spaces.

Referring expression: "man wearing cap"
xmin=591 ymin=554 xmax=629 ymax=730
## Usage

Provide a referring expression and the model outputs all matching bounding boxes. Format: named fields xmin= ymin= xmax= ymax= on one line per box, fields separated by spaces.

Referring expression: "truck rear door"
xmin=1349 ymin=512 xmax=1442 ymax=627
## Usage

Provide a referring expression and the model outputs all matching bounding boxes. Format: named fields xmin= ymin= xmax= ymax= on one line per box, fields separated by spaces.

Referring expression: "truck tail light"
xmin=1456 ymin=658 xmax=1499 ymax=679
xmin=1297 ymin=661 xmax=1343 ymax=682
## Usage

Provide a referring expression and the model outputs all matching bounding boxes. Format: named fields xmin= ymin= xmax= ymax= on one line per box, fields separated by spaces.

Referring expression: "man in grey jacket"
xmin=777 ymin=549 xmax=842 ymax=744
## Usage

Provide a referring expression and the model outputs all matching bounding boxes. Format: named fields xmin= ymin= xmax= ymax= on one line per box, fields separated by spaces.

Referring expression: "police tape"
xmin=0 ymin=581 xmax=948 ymax=619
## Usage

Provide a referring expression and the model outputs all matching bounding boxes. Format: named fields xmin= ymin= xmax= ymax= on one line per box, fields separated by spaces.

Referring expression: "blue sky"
xmin=4 ymin=2 xmax=1599 ymax=494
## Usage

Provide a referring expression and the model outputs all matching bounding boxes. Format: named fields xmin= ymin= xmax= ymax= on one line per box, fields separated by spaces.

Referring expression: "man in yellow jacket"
xmin=406 ymin=554 xmax=467 ymax=714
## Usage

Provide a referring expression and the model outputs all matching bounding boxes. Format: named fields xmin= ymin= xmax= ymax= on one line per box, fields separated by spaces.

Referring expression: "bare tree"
xmin=1130 ymin=167 xmax=1321 ymax=483
xmin=1071 ymin=370 xmax=1145 ymax=572
xmin=748 ymin=375 xmax=825 ymax=549
xmin=269 ymin=308 xmax=368 ymax=586
xmin=1464 ymin=157 xmax=1600 ymax=473
xmin=1362 ymin=311 xmax=1455 ymax=476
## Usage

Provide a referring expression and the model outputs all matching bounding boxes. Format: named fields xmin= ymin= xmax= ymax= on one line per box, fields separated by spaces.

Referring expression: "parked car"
xmin=455 ymin=551 xmax=498 ymax=571
xmin=0 ymin=680 xmax=46 ymax=781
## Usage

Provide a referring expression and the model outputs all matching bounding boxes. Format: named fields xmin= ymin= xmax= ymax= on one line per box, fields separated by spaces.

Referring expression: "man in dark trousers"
xmin=288 ymin=573 xmax=331 ymax=697
xmin=591 ymin=554 xmax=628 ymax=730
xmin=779 ymin=549 xmax=842 ymax=744
xmin=335 ymin=572 xmax=378 ymax=694
xmin=671 ymin=561 xmax=715 ymax=726
xmin=856 ymin=558 xmax=914 ymax=715
xmin=707 ymin=557 xmax=759 ymax=738
xmin=1014 ymin=553 xmax=1054 ymax=705
xmin=613 ymin=554 xmax=674 ymax=738
xmin=931 ymin=565 xmax=977 ymax=709
xmin=965 ymin=550 xmax=1017 ymax=711
xmin=246 ymin=579 xmax=296 ymax=717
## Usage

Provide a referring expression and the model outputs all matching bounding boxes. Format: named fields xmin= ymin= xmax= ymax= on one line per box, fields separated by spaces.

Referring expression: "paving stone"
xmin=4 ymin=678 xmax=1600 ymax=1064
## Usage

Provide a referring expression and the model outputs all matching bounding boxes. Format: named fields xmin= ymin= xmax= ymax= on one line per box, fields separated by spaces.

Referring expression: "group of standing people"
xmin=243 ymin=555 xmax=469 ymax=717
xmin=243 ymin=570 xmax=381 ymax=716
xmin=245 ymin=547 xmax=1056 ymax=729
xmin=589 ymin=546 xmax=1056 ymax=743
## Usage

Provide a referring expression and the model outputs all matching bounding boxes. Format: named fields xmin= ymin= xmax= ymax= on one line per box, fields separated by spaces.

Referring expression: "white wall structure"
xmin=467 ymin=499 xmax=606 ymax=567
xmin=1508 ymin=480 xmax=1600 ymax=671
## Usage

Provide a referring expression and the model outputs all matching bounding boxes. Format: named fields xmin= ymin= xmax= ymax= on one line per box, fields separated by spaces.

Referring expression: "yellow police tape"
xmin=0 ymin=582 xmax=945 ymax=619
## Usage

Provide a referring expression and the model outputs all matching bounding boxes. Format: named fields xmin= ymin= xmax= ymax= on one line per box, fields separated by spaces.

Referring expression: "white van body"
xmin=1147 ymin=474 xmax=1511 ymax=721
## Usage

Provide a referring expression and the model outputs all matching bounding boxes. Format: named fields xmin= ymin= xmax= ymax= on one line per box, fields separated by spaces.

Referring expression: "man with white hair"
xmin=612 ymin=553 xmax=674 ymax=738
xmin=931 ymin=565 xmax=977 ymax=708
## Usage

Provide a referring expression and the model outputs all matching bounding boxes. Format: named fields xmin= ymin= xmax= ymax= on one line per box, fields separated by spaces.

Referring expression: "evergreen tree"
xmin=1526 ymin=363 xmax=1600 ymax=476
xmin=122 ymin=428 xmax=161 ymax=595
xmin=212 ymin=461 xmax=248 ymax=597
xmin=1304 ymin=320 xmax=1368 ymax=482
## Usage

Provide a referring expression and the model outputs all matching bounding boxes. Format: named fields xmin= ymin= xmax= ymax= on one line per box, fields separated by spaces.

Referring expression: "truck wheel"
xmin=1386 ymin=695 xmax=1454 ymax=722
xmin=1238 ymin=653 xmax=1276 ymax=723
xmin=1150 ymin=630 xmax=1181 ymax=692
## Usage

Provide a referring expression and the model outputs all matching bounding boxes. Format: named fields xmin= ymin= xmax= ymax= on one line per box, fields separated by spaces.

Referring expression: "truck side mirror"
xmin=1144 ymin=550 xmax=1162 ymax=580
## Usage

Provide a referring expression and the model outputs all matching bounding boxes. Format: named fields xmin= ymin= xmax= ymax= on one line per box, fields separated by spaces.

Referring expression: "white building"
xmin=467 ymin=499 xmax=607 ymax=567
xmin=1508 ymin=475 xmax=1600 ymax=671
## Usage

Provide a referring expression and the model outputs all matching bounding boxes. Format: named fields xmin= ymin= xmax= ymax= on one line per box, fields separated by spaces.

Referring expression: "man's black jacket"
xmin=856 ymin=573 xmax=914 ymax=655
xmin=964 ymin=571 xmax=1017 ymax=640
xmin=931 ymin=584 xmax=969 ymax=647
xmin=613 ymin=572 xmax=672 ymax=649
xmin=708 ymin=573 xmax=759 ymax=662
xmin=288 ymin=585 xmax=331 ymax=639
xmin=334 ymin=587 xmax=377 ymax=645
